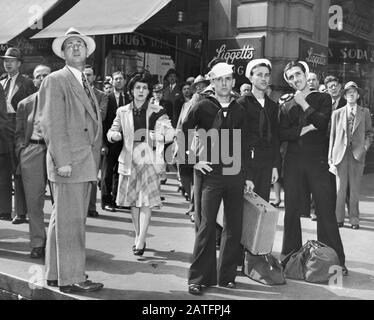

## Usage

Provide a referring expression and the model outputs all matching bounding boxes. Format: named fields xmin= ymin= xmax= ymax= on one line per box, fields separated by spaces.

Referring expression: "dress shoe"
xmin=0 ymin=212 xmax=12 ymax=221
xmin=117 ymin=206 xmax=131 ymax=210
xmin=47 ymin=280 xmax=58 ymax=287
xmin=219 ymin=282 xmax=236 ymax=289
xmin=134 ymin=243 xmax=146 ymax=256
xmin=87 ymin=210 xmax=99 ymax=217
xmin=160 ymin=178 xmax=167 ymax=185
xmin=337 ymin=222 xmax=344 ymax=228
xmin=310 ymin=213 xmax=317 ymax=221
xmin=103 ymin=204 xmax=116 ymax=212
xmin=351 ymin=224 xmax=359 ymax=230
xmin=270 ymin=200 xmax=281 ymax=208
xmin=59 ymin=280 xmax=103 ymax=293
xmin=12 ymin=215 xmax=28 ymax=224
xmin=188 ymin=284 xmax=202 ymax=296
xmin=160 ymin=196 xmax=165 ymax=201
xmin=342 ymin=266 xmax=349 ymax=276
xmin=30 ymin=247 xmax=45 ymax=259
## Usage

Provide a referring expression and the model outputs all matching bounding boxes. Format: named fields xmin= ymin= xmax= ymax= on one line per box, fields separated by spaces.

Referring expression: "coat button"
xmin=84 ymin=128 xmax=88 ymax=132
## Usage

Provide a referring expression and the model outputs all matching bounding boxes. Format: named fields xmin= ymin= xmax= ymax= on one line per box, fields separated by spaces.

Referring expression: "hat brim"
xmin=52 ymin=34 xmax=96 ymax=59
xmin=191 ymin=80 xmax=210 ymax=90
xmin=342 ymin=86 xmax=365 ymax=96
xmin=0 ymin=55 xmax=21 ymax=60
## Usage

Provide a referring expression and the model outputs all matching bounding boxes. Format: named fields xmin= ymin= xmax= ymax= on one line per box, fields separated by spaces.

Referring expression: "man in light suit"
xmin=0 ymin=47 xmax=37 ymax=223
xmin=329 ymin=81 xmax=373 ymax=229
xmin=84 ymin=65 xmax=108 ymax=217
xmin=38 ymin=27 xmax=103 ymax=293
xmin=15 ymin=65 xmax=51 ymax=259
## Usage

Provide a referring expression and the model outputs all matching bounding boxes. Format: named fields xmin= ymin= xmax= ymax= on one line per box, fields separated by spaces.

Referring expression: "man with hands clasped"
xmin=279 ymin=61 xmax=347 ymax=275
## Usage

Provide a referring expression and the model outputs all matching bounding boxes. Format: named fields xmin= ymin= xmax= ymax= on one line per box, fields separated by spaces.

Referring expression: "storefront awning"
xmin=32 ymin=0 xmax=172 ymax=39
xmin=0 ymin=0 xmax=60 ymax=44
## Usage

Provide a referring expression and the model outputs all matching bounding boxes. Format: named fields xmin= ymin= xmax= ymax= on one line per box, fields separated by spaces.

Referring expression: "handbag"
xmin=243 ymin=250 xmax=286 ymax=285
xmin=284 ymin=240 xmax=340 ymax=283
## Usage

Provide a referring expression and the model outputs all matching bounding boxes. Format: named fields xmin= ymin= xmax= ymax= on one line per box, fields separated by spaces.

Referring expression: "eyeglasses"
xmin=64 ymin=41 xmax=85 ymax=50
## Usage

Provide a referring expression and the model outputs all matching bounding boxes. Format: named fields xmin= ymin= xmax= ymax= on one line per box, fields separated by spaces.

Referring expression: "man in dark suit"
xmin=39 ymin=27 xmax=103 ymax=293
xmin=15 ymin=65 xmax=51 ymax=259
xmin=325 ymin=75 xmax=346 ymax=111
xmin=101 ymin=71 xmax=129 ymax=211
xmin=237 ymin=59 xmax=280 ymax=202
xmin=0 ymin=47 xmax=37 ymax=223
xmin=0 ymin=85 xmax=11 ymax=217
xmin=84 ymin=65 xmax=108 ymax=217
xmin=163 ymin=68 xmax=182 ymax=108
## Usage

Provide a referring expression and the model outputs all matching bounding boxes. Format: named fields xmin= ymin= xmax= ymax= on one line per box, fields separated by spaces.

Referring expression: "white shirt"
xmin=1 ymin=72 xmax=19 ymax=113
xmin=67 ymin=65 xmax=84 ymax=87
xmin=170 ymin=83 xmax=176 ymax=91
xmin=257 ymin=98 xmax=265 ymax=108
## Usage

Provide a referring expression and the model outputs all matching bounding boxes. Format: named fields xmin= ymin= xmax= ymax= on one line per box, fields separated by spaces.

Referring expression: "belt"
xmin=29 ymin=139 xmax=45 ymax=145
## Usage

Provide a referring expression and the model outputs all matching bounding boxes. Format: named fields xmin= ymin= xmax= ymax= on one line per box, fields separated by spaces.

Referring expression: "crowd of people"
xmin=0 ymin=27 xmax=373 ymax=295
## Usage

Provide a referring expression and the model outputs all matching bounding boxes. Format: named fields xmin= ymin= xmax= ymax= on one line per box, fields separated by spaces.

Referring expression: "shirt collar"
xmin=66 ymin=65 xmax=83 ymax=86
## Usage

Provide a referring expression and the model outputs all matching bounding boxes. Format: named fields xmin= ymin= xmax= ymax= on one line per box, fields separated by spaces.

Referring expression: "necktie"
xmin=118 ymin=93 xmax=124 ymax=107
xmin=3 ymin=77 xmax=11 ymax=99
xmin=349 ymin=107 xmax=355 ymax=135
xmin=81 ymin=73 xmax=97 ymax=115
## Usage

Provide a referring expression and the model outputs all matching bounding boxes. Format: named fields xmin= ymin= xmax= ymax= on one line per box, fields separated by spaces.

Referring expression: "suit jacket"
xmin=329 ymin=105 xmax=373 ymax=165
xmin=163 ymin=83 xmax=182 ymax=107
xmin=38 ymin=66 xmax=102 ymax=183
xmin=0 ymin=74 xmax=36 ymax=112
xmin=107 ymin=101 xmax=174 ymax=176
xmin=0 ymin=85 xmax=8 ymax=154
xmin=93 ymin=87 xmax=108 ymax=121
xmin=15 ymin=92 xmax=40 ymax=159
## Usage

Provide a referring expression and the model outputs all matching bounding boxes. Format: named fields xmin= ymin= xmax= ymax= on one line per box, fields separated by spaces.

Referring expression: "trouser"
xmin=179 ymin=164 xmax=193 ymax=199
xmin=20 ymin=143 xmax=47 ymax=248
xmin=193 ymin=169 xmax=203 ymax=232
xmin=101 ymin=151 xmax=119 ymax=207
xmin=89 ymin=181 xmax=98 ymax=211
xmin=0 ymin=153 xmax=12 ymax=213
xmin=45 ymin=182 xmax=91 ymax=286
xmin=335 ymin=149 xmax=364 ymax=225
xmin=188 ymin=172 xmax=245 ymax=286
xmin=251 ymin=152 xmax=273 ymax=202
xmin=282 ymin=151 xmax=345 ymax=266
xmin=5 ymin=114 xmax=27 ymax=217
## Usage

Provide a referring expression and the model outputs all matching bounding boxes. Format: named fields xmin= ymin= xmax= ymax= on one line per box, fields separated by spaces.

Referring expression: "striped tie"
xmin=81 ymin=73 xmax=97 ymax=116
xmin=349 ymin=107 xmax=355 ymax=135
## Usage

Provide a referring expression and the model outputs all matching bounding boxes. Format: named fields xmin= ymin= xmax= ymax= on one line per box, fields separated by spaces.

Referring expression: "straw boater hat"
xmin=245 ymin=58 xmax=272 ymax=79
xmin=52 ymin=27 xmax=96 ymax=59
xmin=191 ymin=75 xmax=210 ymax=90
xmin=0 ymin=47 xmax=23 ymax=62
xmin=341 ymin=81 xmax=364 ymax=96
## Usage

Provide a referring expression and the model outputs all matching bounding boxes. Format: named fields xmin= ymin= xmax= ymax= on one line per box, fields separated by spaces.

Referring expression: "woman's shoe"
xmin=134 ymin=243 xmax=146 ymax=256
xmin=188 ymin=284 xmax=202 ymax=296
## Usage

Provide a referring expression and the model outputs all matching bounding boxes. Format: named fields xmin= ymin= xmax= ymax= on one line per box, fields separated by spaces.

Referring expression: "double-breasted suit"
xmin=39 ymin=66 xmax=102 ymax=286
xmin=329 ymin=105 xmax=373 ymax=225
xmin=15 ymin=93 xmax=47 ymax=248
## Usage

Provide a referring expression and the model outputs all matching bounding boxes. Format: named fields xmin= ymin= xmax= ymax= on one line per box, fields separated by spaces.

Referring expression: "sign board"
xmin=299 ymin=38 xmax=329 ymax=81
xmin=208 ymin=37 xmax=264 ymax=86
xmin=329 ymin=42 xmax=374 ymax=64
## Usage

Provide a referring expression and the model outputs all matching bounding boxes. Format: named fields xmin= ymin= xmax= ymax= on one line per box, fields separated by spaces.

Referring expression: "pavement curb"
xmin=0 ymin=272 xmax=78 ymax=300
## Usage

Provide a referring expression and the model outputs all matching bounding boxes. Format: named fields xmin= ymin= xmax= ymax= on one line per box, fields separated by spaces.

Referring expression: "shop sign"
xmin=208 ymin=37 xmax=263 ymax=85
xmin=107 ymin=33 xmax=176 ymax=56
xmin=329 ymin=43 xmax=374 ymax=64
xmin=0 ymin=37 xmax=53 ymax=56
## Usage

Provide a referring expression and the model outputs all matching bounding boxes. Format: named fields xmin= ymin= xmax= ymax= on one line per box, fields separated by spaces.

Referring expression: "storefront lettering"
xmin=305 ymin=47 xmax=327 ymax=67
xmin=341 ymin=47 xmax=369 ymax=61
xmin=113 ymin=34 xmax=147 ymax=47
xmin=329 ymin=5 xmax=343 ymax=31
xmin=214 ymin=44 xmax=255 ymax=64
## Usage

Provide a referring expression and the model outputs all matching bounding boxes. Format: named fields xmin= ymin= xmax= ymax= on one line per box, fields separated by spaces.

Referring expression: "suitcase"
xmin=241 ymin=192 xmax=279 ymax=255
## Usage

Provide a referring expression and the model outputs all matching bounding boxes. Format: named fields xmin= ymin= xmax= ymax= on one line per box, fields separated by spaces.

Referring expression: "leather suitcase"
xmin=241 ymin=192 xmax=279 ymax=255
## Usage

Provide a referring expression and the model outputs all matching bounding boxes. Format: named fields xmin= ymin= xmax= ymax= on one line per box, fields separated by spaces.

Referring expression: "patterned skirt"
xmin=116 ymin=142 xmax=162 ymax=209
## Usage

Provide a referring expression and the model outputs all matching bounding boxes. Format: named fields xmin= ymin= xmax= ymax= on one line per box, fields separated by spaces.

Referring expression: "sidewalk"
xmin=0 ymin=173 xmax=373 ymax=300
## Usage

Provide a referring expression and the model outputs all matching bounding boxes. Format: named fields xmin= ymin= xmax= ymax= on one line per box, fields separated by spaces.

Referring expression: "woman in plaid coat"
xmin=107 ymin=72 xmax=174 ymax=255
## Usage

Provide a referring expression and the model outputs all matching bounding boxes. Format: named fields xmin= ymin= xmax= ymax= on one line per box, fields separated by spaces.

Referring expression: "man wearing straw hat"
xmin=38 ymin=27 xmax=103 ymax=293
xmin=279 ymin=60 xmax=347 ymax=275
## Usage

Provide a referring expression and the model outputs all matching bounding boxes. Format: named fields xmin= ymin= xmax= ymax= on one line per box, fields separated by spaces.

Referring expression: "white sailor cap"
xmin=245 ymin=59 xmax=272 ymax=79
xmin=208 ymin=63 xmax=234 ymax=80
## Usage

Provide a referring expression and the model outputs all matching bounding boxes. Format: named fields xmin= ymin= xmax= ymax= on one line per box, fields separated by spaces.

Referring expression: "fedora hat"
xmin=1 ymin=47 xmax=23 ymax=61
xmin=342 ymin=81 xmax=364 ymax=96
xmin=191 ymin=75 xmax=210 ymax=90
xmin=164 ymin=68 xmax=179 ymax=80
xmin=52 ymin=27 xmax=96 ymax=59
